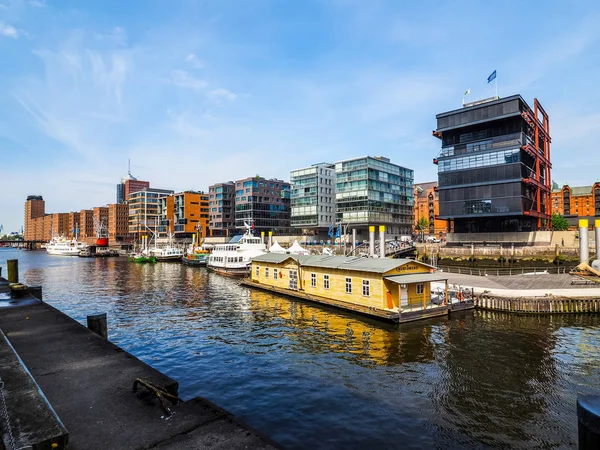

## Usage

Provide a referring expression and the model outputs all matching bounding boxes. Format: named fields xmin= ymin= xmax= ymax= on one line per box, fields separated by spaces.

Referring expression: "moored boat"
xmin=207 ymin=223 xmax=266 ymax=276
xmin=128 ymin=253 xmax=157 ymax=263
xmin=46 ymin=235 xmax=87 ymax=256
xmin=182 ymin=250 xmax=210 ymax=266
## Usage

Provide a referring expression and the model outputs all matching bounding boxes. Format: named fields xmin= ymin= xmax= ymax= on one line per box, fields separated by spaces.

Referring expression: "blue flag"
xmin=487 ymin=70 xmax=497 ymax=83
xmin=336 ymin=226 xmax=341 ymax=238
xmin=328 ymin=224 xmax=333 ymax=238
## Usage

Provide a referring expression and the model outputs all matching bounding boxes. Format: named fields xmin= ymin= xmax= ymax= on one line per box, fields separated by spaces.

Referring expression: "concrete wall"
xmin=447 ymin=231 xmax=553 ymax=245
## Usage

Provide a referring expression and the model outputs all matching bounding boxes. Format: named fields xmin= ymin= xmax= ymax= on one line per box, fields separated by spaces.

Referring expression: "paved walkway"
xmin=0 ymin=294 xmax=278 ymax=450
xmin=442 ymin=273 xmax=600 ymax=299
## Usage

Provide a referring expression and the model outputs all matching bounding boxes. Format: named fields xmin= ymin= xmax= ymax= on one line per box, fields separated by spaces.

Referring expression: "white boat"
xmin=46 ymin=236 xmax=87 ymax=256
xmin=149 ymin=232 xmax=184 ymax=261
xmin=207 ymin=224 xmax=266 ymax=276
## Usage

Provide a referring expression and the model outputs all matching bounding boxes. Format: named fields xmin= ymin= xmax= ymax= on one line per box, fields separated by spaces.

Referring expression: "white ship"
xmin=207 ymin=224 xmax=266 ymax=276
xmin=46 ymin=236 xmax=87 ymax=256
xmin=148 ymin=231 xmax=184 ymax=262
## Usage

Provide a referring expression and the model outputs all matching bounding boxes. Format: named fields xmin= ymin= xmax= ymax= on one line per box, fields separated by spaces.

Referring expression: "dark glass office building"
xmin=433 ymin=95 xmax=551 ymax=233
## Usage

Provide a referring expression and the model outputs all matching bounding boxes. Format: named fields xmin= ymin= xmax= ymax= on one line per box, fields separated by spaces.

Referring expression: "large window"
xmin=416 ymin=283 xmax=424 ymax=295
xmin=438 ymin=149 xmax=520 ymax=173
xmin=345 ymin=277 xmax=352 ymax=294
xmin=311 ymin=273 xmax=316 ymax=288
xmin=362 ymin=280 xmax=370 ymax=297
xmin=273 ymin=269 xmax=278 ymax=280
xmin=324 ymin=275 xmax=330 ymax=290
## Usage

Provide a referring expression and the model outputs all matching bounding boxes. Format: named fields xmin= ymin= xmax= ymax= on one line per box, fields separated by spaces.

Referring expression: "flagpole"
xmin=495 ymin=76 xmax=498 ymax=98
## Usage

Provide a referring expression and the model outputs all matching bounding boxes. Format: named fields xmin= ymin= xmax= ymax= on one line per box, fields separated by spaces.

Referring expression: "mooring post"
xmin=580 ymin=219 xmax=589 ymax=263
xmin=578 ymin=396 xmax=600 ymax=449
xmin=7 ymin=259 xmax=18 ymax=283
xmin=87 ymin=313 xmax=108 ymax=339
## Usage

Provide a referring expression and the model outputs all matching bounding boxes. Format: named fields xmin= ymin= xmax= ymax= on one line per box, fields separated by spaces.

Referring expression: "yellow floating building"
xmin=243 ymin=254 xmax=453 ymax=323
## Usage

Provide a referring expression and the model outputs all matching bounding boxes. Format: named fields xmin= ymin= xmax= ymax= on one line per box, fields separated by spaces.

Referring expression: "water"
xmin=1 ymin=248 xmax=599 ymax=449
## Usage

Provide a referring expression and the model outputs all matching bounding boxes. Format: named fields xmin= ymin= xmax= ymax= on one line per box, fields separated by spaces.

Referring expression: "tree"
xmin=416 ymin=216 xmax=429 ymax=231
xmin=551 ymin=213 xmax=569 ymax=231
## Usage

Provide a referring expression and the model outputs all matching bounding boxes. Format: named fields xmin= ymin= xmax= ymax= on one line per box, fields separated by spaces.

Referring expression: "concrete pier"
xmin=0 ymin=289 xmax=278 ymax=450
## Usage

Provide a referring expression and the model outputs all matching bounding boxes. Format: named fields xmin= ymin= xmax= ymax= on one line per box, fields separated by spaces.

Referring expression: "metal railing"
xmin=438 ymin=265 xmax=571 ymax=276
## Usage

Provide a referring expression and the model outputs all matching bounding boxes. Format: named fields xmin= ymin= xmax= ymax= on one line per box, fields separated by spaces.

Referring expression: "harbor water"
xmin=1 ymin=248 xmax=599 ymax=449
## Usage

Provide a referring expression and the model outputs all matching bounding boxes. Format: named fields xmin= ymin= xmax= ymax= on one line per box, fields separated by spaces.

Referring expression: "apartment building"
xmin=208 ymin=182 xmax=236 ymax=237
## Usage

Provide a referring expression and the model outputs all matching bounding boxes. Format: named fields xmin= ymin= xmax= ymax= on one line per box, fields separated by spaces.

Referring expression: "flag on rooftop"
xmin=487 ymin=70 xmax=497 ymax=83
xmin=463 ymin=88 xmax=470 ymax=96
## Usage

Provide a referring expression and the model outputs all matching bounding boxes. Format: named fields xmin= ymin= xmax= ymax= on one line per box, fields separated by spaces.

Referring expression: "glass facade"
xmin=335 ymin=156 xmax=414 ymax=235
xmin=233 ymin=177 xmax=291 ymax=233
xmin=290 ymin=163 xmax=336 ymax=229
xmin=435 ymin=95 xmax=549 ymax=233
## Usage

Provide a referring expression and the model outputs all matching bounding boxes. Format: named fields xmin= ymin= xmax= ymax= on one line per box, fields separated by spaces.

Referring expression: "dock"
xmin=0 ymin=277 xmax=278 ymax=450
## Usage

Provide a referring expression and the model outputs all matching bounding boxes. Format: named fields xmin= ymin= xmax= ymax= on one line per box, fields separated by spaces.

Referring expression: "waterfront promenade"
xmin=0 ymin=278 xmax=277 ymax=449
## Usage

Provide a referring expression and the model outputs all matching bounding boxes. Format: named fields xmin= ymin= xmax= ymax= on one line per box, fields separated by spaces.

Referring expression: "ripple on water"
xmin=1 ymin=251 xmax=599 ymax=449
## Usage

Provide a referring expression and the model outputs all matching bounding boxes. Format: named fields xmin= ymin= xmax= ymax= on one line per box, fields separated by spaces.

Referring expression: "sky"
xmin=1 ymin=0 xmax=600 ymax=233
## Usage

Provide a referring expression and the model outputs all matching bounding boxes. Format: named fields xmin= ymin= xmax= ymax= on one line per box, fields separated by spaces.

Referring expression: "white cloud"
xmin=185 ymin=53 xmax=204 ymax=69
xmin=167 ymin=70 xmax=208 ymax=91
xmin=0 ymin=22 xmax=20 ymax=39
xmin=93 ymin=27 xmax=127 ymax=46
xmin=207 ymin=88 xmax=237 ymax=103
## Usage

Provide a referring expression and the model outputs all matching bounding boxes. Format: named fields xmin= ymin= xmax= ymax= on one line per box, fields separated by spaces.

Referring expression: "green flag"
xmin=464 ymin=88 xmax=470 ymax=96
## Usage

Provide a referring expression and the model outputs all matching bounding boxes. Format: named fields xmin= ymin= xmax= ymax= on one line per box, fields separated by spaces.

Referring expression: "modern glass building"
xmin=335 ymin=156 xmax=414 ymax=236
xmin=234 ymin=176 xmax=291 ymax=234
xmin=208 ymin=182 xmax=236 ymax=237
xmin=434 ymin=95 xmax=551 ymax=233
xmin=290 ymin=163 xmax=336 ymax=235
xmin=128 ymin=187 xmax=174 ymax=239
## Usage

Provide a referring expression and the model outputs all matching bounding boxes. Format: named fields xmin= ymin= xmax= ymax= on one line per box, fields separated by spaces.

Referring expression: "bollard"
xmin=580 ymin=219 xmax=590 ymax=263
xmin=87 ymin=313 xmax=108 ymax=340
xmin=7 ymin=259 xmax=18 ymax=283
xmin=379 ymin=225 xmax=386 ymax=258
xmin=369 ymin=226 xmax=375 ymax=257
xmin=578 ymin=395 xmax=600 ymax=449
xmin=594 ymin=219 xmax=600 ymax=259
xmin=27 ymin=286 xmax=43 ymax=301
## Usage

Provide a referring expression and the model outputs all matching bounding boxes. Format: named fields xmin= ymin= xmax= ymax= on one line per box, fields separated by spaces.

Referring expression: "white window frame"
xmin=362 ymin=280 xmax=370 ymax=297
xmin=345 ymin=277 xmax=352 ymax=294
xmin=255 ymin=266 xmax=260 ymax=278
xmin=274 ymin=268 xmax=278 ymax=280
xmin=324 ymin=274 xmax=330 ymax=290
xmin=416 ymin=283 xmax=424 ymax=295
xmin=311 ymin=273 xmax=316 ymax=288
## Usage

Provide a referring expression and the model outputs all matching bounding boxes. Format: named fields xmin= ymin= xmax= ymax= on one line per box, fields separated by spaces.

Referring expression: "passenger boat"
xmin=149 ymin=232 xmax=184 ymax=261
xmin=207 ymin=224 xmax=266 ymax=276
xmin=149 ymin=246 xmax=184 ymax=262
xmin=46 ymin=234 xmax=87 ymax=256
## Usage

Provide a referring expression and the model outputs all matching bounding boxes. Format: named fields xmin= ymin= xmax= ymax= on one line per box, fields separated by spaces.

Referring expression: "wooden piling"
xmin=87 ymin=313 xmax=108 ymax=340
xmin=7 ymin=259 xmax=18 ymax=283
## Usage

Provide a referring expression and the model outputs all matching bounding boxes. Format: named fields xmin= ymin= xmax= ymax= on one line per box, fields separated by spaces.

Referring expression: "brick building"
xmin=413 ymin=182 xmax=446 ymax=236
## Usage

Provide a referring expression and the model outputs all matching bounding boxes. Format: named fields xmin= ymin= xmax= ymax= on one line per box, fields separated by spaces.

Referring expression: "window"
xmin=311 ymin=273 xmax=316 ymax=288
xmin=416 ymin=283 xmax=424 ymax=294
xmin=345 ymin=277 xmax=352 ymax=293
xmin=324 ymin=275 xmax=330 ymax=290
xmin=265 ymin=268 xmax=269 ymax=279
xmin=255 ymin=266 xmax=260 ymax=278
xmin=274 ymin=269 xmax=278 ymax=280
xmin=362 ymin=280 xmax=370 ymax=296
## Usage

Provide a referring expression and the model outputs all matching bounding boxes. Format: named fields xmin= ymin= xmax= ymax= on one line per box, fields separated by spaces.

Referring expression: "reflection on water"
xmin=1 ymin=249 xmax=599 ymax=449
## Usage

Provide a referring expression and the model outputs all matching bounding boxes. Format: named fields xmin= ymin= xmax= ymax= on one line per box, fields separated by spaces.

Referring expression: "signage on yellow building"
xmin=392 ymin=262 xmax=427 ymax=274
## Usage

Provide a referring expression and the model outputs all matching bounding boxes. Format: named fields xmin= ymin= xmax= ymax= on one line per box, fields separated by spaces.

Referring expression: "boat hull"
xmin=128 ymin=256 xmax=157 ymax=263
xmin=207 ymin=265 xmax=249 ymax=277
xmin=154 ymin=255 xmax=184 ymax=262
xmin=47 ymin=249 xmax=80 ymax=256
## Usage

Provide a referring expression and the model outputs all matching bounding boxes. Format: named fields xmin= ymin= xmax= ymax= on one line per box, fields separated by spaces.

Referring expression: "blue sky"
xmin=1 ymin=0 xmax=600 ymax=232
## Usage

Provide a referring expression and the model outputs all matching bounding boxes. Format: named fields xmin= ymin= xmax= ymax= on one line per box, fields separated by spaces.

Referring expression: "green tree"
xmin=416 ymin=216 xmax=429 ymax=231
xmin=551 ymin=213 xmax=569 ymax=231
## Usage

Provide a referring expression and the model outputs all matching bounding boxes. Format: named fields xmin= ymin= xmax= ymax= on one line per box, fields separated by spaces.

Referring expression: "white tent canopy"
xmin=269 ymin=241 xmax=286 ymax=254
xmin=288 ymin=240 xmax=309 ymax=255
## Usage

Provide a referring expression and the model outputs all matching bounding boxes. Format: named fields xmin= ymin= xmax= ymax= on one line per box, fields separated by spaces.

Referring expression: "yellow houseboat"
xmin=243 ymin=254 xmax=451 ymax=323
